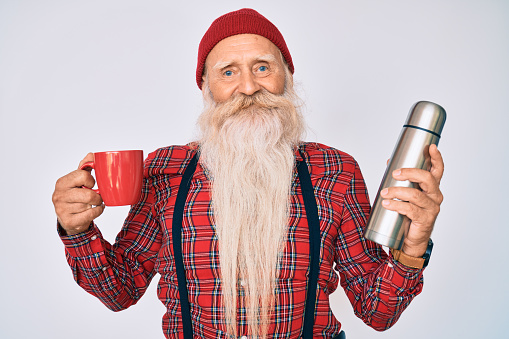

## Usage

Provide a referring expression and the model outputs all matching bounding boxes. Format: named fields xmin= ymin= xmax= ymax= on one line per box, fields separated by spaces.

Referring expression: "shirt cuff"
xmin=57 ymin=222 xmax=104 ymax=258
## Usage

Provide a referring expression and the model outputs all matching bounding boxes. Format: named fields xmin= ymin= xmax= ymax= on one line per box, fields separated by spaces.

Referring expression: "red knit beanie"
xmin=196 ymin=8 xmax=294 ymax=89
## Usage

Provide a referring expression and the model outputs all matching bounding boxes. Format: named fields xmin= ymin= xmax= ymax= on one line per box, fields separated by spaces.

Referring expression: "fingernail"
xmin=381 ymin=188 xmax=388 ymax=196
xmin=382 ymin=200 xmax=390 ymax=206
xmin=393 ymin=169 xmax=401 ymax=176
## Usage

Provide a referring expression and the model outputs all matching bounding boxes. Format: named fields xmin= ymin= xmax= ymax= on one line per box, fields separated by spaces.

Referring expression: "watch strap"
xmin=390 ymin=248 xmax=425 ymax=269
xmin=390 ymin=238 xmax=433 ymax=269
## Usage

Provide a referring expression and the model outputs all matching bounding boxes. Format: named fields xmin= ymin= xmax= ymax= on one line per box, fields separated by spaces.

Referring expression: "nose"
xmin=237 ymin=71 xmax=261 ymax=96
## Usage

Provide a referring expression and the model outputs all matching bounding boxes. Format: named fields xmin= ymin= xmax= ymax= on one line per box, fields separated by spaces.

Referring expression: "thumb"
xmin=78 ymin=152 xmax=95 ymax=170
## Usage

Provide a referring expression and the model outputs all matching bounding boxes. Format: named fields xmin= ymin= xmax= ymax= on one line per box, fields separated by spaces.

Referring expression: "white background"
xmin=1 ymin=0 xmax=507 ymax=338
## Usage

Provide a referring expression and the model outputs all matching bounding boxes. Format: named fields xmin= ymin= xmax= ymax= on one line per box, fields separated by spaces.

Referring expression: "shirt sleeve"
xmin=58 ymin=154 xmax=163 ymax=312
xmin=334 ymin=160 xmax=424 ymax=331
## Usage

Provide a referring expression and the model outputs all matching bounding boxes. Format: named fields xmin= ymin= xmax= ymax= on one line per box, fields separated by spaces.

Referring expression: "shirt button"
xmin=102 ymin=266 xmax=108 ymax=272
xmin=388 ymin=262 xmax=394 ymax=268
xmin=240 ymin=280 xmax=246 ymax=287
xmin=91 ymin=235 xmax=98 ymax=241
xmin=240 ymin=336 xmax=247 ymax=339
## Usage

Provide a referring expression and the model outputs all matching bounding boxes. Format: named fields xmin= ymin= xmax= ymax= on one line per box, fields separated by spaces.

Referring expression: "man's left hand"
xmin=380 ymin=144 xmax=444 ymax=258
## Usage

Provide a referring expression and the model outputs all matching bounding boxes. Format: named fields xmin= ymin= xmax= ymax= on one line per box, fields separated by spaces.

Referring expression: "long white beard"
xmin=197 ymin=74 xmax=305 ymax=338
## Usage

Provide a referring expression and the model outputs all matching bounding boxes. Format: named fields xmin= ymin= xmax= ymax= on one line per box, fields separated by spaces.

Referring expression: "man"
xmin=52 ymin=8 xmax=444 ymax=339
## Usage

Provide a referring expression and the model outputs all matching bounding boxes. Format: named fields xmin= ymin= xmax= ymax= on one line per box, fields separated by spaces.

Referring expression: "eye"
xmin=224 ymin=70 xmax=233 ymax=76
xmin=258 ymin=65 xmax=267 ymax=72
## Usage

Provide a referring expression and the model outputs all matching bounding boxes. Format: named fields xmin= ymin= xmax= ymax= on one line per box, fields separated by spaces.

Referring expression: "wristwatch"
xmin=390 ymin=239 xmax=433 ymax=269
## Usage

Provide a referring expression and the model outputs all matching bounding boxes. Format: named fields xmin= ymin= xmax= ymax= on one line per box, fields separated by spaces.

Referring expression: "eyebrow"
xmin=211 ymin=54 xmax=279 ymax=71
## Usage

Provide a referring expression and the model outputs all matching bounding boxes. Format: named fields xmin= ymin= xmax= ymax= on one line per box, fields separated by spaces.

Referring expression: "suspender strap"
xmin=172 ymin=150 xmax=323 ymax=338
xmin=297 ymin=149 xmax=322 ymax=339
xmin=172 ymin=152 xmax=198 ymax=339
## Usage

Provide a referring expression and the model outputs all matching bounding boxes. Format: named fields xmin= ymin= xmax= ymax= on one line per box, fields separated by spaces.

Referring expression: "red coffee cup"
xmin=80 ymin=150 xmax=144 ymax=206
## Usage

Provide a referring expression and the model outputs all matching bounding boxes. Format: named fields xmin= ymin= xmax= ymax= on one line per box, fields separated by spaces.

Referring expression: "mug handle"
xmin=80 ymin=161 xmax=100 ymax=194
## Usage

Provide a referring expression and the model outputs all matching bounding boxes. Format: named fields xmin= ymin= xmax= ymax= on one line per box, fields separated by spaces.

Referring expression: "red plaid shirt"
xmin=59 ymin=142 xmax=424 ymax=338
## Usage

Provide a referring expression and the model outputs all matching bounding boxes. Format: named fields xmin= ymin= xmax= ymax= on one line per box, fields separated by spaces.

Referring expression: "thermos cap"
xmin=405 ymin=101 xmax=447 ymax=137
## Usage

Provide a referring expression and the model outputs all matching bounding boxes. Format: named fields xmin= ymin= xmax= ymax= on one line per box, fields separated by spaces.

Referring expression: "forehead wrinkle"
xmin=212 ymin=53 xmax=280 ymax=71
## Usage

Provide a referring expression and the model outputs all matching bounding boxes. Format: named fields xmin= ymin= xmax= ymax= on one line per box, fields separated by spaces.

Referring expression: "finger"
xmin=58 ymin=204 xmax=105 ymax=231
xmin=59 ymin=202 xmax=95 ymax=215
xmin=70 ymin=169 xmax=96 ymax=189
xmin=78 ymin=153 xmax=95 ymax=170
xmin=381 ymin=199 xmax=437 ymax=227
xmin=55 ymin=169 xmax=96 ymax=190
xmin=392 ymin=168 xmax=440 ymax=195
xmin=64 ymin=187 xmax=103 ymax=205
xmin=73 ymin=204 xmax=105 ymax=226
xmin=429 ymin=144 xmax=444 ymax=184
xmin=381 ymin=186 xmax=438 ymax=209
xmin=74 ymin=204 xmax=105 ymax=220
xmin=57 ymin=202 xmax=102 ymax=218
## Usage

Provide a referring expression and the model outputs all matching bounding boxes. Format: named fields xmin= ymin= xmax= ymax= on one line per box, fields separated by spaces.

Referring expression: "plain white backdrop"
xmin=1 ymin=0 xmax=507 ymax=338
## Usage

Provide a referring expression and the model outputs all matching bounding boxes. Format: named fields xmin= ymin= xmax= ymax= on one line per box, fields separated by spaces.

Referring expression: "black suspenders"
xmin=171 ymin=150 xmax=345 ymax=339
xmin=296 ymin=150 xmax=321 ymax=338
xmin=171 ymin=153 xmax=198 ymax=339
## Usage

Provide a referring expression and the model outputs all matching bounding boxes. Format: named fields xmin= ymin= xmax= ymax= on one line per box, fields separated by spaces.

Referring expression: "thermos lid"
xmin=405 ymin=101 xmax=447 ymax=137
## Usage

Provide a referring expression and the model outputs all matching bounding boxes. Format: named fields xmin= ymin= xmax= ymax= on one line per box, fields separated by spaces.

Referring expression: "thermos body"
xmin=363 ymin=101 xmax=446 ymax=249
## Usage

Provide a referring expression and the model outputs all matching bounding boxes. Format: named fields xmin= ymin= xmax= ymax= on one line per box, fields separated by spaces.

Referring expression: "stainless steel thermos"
xmin=363 ymin=101 xmax=446 ymax=249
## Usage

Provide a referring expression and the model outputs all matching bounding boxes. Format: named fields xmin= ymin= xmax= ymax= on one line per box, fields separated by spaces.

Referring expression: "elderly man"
xmin=52 ymin=8 xmax=444 ymax=339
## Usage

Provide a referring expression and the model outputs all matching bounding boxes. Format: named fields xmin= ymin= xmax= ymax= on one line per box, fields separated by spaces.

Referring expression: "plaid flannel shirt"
xmin=59 ymin=142 xmax=424 ymax=338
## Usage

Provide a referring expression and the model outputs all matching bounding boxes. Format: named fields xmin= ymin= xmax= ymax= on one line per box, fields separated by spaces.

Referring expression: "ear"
xmin=201 ymin=67 xmax=207 ymax=88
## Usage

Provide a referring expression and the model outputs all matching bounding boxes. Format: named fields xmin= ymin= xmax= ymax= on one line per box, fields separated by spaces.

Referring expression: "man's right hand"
xmin=52 ymin=153 xmax=105 ymax=235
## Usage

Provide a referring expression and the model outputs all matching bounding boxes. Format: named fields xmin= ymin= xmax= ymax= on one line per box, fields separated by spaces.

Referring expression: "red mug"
xmin=80 ymin=150 xmax=144 ymax=206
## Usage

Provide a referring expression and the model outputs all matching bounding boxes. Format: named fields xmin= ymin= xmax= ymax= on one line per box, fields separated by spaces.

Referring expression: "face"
xmin=203 ymin=34 xmax=287 ymax=102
